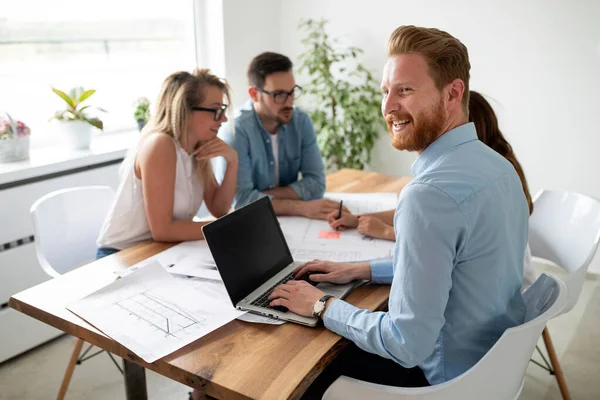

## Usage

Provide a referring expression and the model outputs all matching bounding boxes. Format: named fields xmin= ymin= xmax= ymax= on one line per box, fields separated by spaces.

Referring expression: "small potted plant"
xmin=50 ymin=87 xmax=105 ymax=149
xmin=133 ymin=97 xmax=151 ymax=132
xmin=0 ymin=113 xmax=31 ymax=163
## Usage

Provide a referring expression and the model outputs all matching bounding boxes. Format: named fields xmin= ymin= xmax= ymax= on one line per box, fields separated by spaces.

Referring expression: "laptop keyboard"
xmin=250 ymin=272 xmax=318 ymax=312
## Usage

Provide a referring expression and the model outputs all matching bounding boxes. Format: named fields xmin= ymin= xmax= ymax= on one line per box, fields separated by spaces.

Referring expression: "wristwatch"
xmin=312 ymin=295 xmax=334 ymax=318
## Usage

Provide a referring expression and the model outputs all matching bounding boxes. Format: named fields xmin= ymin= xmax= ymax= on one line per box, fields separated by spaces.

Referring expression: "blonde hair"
xmin=387 ymin=25 xmax=471 ymax=114
xmin=130 ymin=68 xmax=231 ymax=183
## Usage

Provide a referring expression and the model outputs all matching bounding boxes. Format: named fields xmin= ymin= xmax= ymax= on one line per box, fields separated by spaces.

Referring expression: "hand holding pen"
xmin=337 ymin=200 xmax=343 ymax=220
xmin=327 ymin=201 xmax=359 ymax=231
xmin=302 ymin=199 xmax=344 ymax=220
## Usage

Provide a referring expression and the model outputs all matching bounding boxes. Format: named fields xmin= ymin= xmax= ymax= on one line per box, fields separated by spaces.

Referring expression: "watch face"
xmin=313 ymin=301 xmax=325 ymax=316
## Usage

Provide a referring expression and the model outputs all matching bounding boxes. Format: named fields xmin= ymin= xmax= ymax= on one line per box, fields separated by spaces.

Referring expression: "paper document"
xmin=173 ymin=275 xmax=231 ymax=304
xmin=290 ymin=246 xmax=392 ymax=263
xmin=166 ymin=256 xmax=222 ymax=281
xmin=174 ymin=276 xmax=286 ymax=325
xmin=153 ymin=240 xmax=216 ymax=268
xmin=324 ymin=192 xmax=398 ymax=214
xmin=68 ymin=261 xmax=244 ymax=363
xmin=113 ymin=241 xmax=221 ymax=281
xmin=278 ymin=192 xmax=397 ymax=259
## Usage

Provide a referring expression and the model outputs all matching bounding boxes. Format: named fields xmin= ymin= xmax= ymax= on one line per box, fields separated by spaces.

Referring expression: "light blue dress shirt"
xmin=323 ymin=122 xmax=528 ymax=385
xmin=219 ymin=101 xmax=326 ymax=208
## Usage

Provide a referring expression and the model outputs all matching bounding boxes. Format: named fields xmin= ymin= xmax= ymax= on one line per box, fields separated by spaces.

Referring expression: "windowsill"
xmin=0 ymin=130 xmax=139 ymax=187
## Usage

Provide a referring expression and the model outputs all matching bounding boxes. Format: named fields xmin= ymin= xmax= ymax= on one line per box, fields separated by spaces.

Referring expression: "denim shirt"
xmin=323 ymin=123 xmax=528 ymax=385
xmin=219 ymin=101 xmax=326 ymax=208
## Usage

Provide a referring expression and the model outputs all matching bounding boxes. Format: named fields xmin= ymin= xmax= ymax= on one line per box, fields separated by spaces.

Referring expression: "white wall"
xmin=277 ymin=0 xmax=600 ymax=272
xmin=222 ymin=0 xmax=281 ymax=108
xmin=219 ymin=0 xmax=600 ymax=271
xmin=278 ymin=0 xmax=600 ymax=199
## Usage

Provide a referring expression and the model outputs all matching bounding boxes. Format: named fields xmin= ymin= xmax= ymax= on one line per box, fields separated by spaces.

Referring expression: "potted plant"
xmin=50 ymin=87 xmax=105 ymax=150
xmin=133 ymin=97 xmax=151 ymax=131
xmin=0 ymin=113 xmax=31 ymax=163
xmin=298 ymin=19 xmax=385 ymax=171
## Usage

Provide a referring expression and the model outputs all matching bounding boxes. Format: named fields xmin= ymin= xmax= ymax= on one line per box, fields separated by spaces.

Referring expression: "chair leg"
xmin=542 ymin=327 xmax=572 ymax=400
xmin=57 ymin=338 xmax=84 ymax=400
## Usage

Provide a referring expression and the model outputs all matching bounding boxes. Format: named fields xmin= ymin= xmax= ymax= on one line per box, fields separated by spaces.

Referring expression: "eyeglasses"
xmin=256 ymin=85 xmax=303 ymax=104
xmin=191 ymin=104 xmax=228 ymax=121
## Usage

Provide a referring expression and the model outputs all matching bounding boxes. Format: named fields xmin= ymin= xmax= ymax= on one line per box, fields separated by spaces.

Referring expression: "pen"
xmin=337 ymin=200 xmax=343 ymax=219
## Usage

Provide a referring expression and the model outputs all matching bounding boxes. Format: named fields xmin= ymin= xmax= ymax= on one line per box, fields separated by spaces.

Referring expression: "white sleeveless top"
xmin=97 ymin=134 xmax=204 ymax=250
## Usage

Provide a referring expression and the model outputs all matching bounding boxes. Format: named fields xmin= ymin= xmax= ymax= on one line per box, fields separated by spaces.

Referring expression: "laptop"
xmin=202 ymin=197 xmax=362 ymax=327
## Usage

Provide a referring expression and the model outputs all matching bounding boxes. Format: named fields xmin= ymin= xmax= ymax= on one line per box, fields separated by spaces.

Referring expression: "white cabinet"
xmin=0 ymin=243 xmax=51 ymax=304
xmin=0 ymin=307 xmax=63 ymax=364
xmin=0 ymin=160 xmax=121 ymax=363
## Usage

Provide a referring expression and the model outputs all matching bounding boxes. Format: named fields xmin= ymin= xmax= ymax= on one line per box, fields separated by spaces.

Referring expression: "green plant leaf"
xmin=78 ymin=89 xmax=96 ymax=103
xmin=85 ymin=117 xmax=104 ymax=131
xmin=52 ymin=88 xmax=77 ymax=109
xmin=297 ymin=18 xmax=382 ymax=171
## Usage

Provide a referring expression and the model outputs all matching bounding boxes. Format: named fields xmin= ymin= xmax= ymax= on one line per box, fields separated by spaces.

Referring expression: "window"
xmin=0 ymin=0 xmax=196 ymax=146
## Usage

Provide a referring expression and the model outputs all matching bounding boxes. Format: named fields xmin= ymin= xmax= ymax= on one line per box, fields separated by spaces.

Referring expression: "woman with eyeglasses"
xmin=96 ymin=69 xmax=238 ymax=258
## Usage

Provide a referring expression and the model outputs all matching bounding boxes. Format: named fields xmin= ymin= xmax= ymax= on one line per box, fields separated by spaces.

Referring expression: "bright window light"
xmin=0 ymin=0 xmax=196 ymax=146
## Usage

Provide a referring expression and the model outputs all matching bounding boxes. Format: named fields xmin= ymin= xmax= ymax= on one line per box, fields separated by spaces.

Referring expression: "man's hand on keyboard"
xmin=293 ymin=260 xmax=372 ymax=284
xmin=268 ymin=281 xmax=325 ymax=317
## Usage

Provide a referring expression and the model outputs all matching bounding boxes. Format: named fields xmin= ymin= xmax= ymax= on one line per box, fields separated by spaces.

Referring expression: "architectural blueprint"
xmin=174 ymin=274 xmax=285 ymax=325
xmin=68 ymin=261 xmax=244 ymax=363
xmin=280 ymin=192 xmax=398 ymax=261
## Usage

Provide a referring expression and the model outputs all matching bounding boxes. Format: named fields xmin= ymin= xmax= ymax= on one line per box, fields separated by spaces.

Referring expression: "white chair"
xmin=323 ymin=273 xmax=567 ymax=400
xmin=30 ymin=186 xmax=116 ymax=400
xmin=527 ymin=189 xmax=600 ymax=400
xmin=31 ymin=186 xmax=115 ymax=278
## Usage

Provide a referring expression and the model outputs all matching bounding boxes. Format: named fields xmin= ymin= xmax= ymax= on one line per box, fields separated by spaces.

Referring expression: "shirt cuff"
xmin=370 ymin=258 xmax=394 ymax=284
xmin=288 ymin=180 xmax=306 ymax=200
xmin=323 ymin=299 xmax=360 ymax=336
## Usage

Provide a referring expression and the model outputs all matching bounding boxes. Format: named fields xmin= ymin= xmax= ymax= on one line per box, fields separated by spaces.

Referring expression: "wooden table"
xmin=9 ymin=168 xmax=411 ymax=400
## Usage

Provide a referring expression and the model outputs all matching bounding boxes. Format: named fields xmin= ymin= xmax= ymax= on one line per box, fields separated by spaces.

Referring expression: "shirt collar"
xmin=250 ymin=101 xmax=267 ymax=133
xmin=411 ymin=122 xmax=478 ymax=176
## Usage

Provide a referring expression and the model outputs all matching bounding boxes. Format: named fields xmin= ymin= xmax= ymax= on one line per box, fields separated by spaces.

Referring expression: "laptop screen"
xmin=202 ymin=197 xmax=294 ymax=306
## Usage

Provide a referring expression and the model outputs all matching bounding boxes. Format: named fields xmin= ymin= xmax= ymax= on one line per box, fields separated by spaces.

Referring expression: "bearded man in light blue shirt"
xmin=269 ymin=26 xmax=528 ymax=397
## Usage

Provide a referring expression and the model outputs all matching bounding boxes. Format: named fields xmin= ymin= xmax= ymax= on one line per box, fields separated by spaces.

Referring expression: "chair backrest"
xmin=323 ymin=273 xmax=568 ymax=400
xmin=30 ymin=186 xmax=115 ymax=278
xmin=529 ymin=189 xmax=600 ymax=313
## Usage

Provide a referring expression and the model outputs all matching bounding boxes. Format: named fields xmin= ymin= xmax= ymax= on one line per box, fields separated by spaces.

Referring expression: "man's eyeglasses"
xmin=191 ymin=104 xmax=228 ymax=121
xmin=256 ymin=85 xmax=303 ymax=104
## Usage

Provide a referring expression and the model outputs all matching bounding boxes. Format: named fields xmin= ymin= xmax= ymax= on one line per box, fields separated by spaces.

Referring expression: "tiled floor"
xmin=1 ymin=262 xmax=598 ymax=400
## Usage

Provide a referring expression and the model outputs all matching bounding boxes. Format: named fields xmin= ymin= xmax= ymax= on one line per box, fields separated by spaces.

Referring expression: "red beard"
xmin=386 ymin=99 xmax=447 ymax=152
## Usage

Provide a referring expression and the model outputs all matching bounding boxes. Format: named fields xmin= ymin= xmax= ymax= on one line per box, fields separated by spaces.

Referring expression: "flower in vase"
xmin=0 ymin=117 xmax=31 ymax=139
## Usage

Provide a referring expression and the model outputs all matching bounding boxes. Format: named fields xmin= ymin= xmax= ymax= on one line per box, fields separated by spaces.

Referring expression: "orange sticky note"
xmin=319 ymin=230 xmax=341 ymax=239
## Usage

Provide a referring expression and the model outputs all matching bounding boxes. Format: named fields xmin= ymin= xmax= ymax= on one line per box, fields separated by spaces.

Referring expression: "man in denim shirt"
xmin=269 ymin=26 xmax=528 ymax=397
xmin=220 ymin=52 xmax=341 ymax=219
